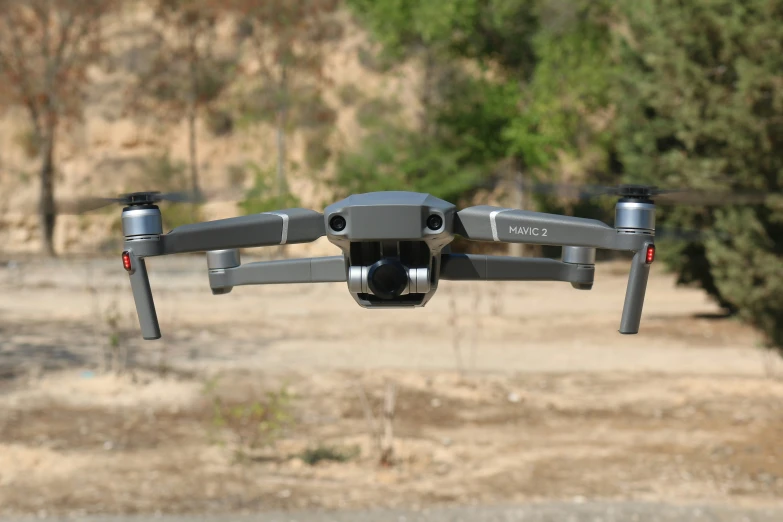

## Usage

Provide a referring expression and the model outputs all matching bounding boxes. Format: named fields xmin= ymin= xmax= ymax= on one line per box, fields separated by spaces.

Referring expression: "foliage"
xmin=227 ymin=0 xmax=342 ymax=196
xmin=299 ymin=444 xmax=360 ymax=466
xmin=203 ymin=376 xmax=294 ymax=463
xmin=333 ymin=122 xmax=488 ymax=204
xmin=144 ymin=153 xmax=204 ymax=230
xmin=611 ymin=0 xmax=783 ymax=347
xmin=339 ymin=0 xmax=617 ymax=202
xmin=238 ymin=162 xmax=301 ymax=214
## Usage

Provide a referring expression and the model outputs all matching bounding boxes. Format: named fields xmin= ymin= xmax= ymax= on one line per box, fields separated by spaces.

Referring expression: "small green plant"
xmin=204 ymin=376 xmax=294 ymax=463
xmin=238 ymin=162 xmax=300 ymax=215
xmin=300 ymin=444 xmax=360 ymax=466
xmin=13 ymin=129 xmax=41 ymax=159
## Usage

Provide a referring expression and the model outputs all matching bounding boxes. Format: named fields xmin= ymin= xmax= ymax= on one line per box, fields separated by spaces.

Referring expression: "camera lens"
xmin=426 ymin=214 xmax=443 ymax=231
xmin=367 ymin=259 xmax=408 ymax=300
xmin=329 ymin=215 xmax=346 ymax=232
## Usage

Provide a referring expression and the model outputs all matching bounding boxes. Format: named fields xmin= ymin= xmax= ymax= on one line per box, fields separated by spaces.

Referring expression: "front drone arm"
xmin=455 ymin=205 xmax=654 ymax=334
xmin=126 ymin=208 xmax=325 ymax=257
xmin=121 ymin=207 xmax=325 ymax=340
xmin=455 ymin=206 xmax=644 ymax=250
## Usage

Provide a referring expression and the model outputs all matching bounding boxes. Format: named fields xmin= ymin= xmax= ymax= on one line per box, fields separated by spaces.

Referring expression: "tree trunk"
xmin=187 ymin=102 xmax=199 ymax=195
xmin=276 ymin=62 xmax=288 ymax=198
xmin=187 ymin=32 xmax=200 ymax=197
xmin=39 ymin=131 xmax=56 ymax=257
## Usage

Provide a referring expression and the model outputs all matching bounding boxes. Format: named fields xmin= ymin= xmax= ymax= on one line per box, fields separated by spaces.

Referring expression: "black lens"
xmin=330 ymin=215 xmax=346 ymax=232
xmin=367 ymin=259 xmax=408 ymax=299
xmin=426 ymin=214 xmax=443 ymax=230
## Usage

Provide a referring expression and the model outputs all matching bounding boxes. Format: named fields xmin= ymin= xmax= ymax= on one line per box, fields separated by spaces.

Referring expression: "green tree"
xmin=227 ymin=0 xmax=342 ymax=199
xmin=128 ymin=0 xmax=235 ymax=197
xmin=340 ymin=0 xmax=617 ymax=205
xmin=611 ymin=0 xmax=783 ymax=348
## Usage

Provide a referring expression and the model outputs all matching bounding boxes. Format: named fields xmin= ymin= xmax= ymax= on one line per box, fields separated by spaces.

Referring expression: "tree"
xmin=611 ymin=0 xmax=783 ymax=349
xmin=340 ymin=0 xmax=617 ymax=206
xmin=0 ymin=0 xmax=114 ymax=256
xmin=133 ymin=0 xmax=235 ymax=197
xmin=227 ymin=0 xmax=342 ymax=198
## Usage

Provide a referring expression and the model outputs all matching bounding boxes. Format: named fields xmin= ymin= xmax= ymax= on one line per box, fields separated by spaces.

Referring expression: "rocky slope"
xmin=0 ymin=5 xmax=422 ymax=257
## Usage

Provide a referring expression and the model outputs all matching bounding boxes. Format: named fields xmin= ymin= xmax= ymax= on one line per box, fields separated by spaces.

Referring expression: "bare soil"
xmin=1 ymin=256 xmax=782 ymax=516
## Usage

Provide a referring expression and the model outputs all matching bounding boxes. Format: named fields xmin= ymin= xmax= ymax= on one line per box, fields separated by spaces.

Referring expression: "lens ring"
xmin=367 ymin=259 xmax=408 ymax=300
xmin=426 ymin=214 xmax=443 ymax=231
xmin=330 ymin=215 xmax=347 ymax=232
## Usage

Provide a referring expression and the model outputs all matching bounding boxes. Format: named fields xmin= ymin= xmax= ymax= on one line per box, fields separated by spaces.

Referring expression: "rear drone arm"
xmin=455 ymin=206 xmax=655 ymax=334
xmin=207 ymin=253 xmax=346 ymax=294
xmin=440 ymin=252 xmax=595 ymax=289
xmin=121 ymin=207 xmax=326 ymax=340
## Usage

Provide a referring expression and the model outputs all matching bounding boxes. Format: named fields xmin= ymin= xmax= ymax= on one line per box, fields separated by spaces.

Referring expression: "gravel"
xmin=4 ymin=502 xmax=783 ymax=522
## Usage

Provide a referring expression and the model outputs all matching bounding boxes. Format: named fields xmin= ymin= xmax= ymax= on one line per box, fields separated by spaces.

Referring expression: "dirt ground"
xmin=1 ymin=254 xmax=783 ymax=516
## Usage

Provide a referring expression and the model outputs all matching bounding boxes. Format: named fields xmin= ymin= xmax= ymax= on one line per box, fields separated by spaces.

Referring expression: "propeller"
xmin=53 ymin=189 xmax=236 ymax=215
xmin=500 ymin=180 xmax=773 ymax=206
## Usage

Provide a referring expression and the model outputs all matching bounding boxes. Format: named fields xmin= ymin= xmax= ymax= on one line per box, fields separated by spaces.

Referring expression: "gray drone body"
xmin=119 ymin=190 xmax=656 ymax=340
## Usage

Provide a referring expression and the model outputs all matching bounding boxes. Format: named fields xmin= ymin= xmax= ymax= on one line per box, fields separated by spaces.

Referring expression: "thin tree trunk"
xmin=187 ymin=32 xmax=200 ymax=197
xmin=39 ymin=131 xmax=56 ymax=257
xmin=276 ymin=62 xmax=288 ymax=198
xmin=187 ymin=103 xmax=199 ymax=194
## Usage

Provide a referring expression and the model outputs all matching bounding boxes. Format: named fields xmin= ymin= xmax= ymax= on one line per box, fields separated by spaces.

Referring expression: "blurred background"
xmin=0 ymin=0 xmax=782 ymax=520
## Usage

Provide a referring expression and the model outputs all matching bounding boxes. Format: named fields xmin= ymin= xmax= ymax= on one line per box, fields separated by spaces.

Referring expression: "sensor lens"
xmin=426 ymin=214 xmax=443 ymax=231
xmin=367 ymin=259 xmax=408 ymax=300
xmin=330 ymin=215 xmax=347 ymax=232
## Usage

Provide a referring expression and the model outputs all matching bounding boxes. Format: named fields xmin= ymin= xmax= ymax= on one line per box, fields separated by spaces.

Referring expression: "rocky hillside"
xmin=0 ymin=5 xmax=423 ymax=257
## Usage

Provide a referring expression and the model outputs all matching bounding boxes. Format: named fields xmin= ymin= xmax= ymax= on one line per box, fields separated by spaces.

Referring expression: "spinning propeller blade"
xmin=501 ymin=180 xmax=773 ymax=206
xmin=56 ymin=190 xmax=204 ymax=214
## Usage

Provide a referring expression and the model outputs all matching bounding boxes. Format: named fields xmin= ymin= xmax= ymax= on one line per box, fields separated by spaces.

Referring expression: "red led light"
xmin=122 ymin=251 xmax=132 ymax=272
xmin=645 ymin=244 xmax=655 ymax=264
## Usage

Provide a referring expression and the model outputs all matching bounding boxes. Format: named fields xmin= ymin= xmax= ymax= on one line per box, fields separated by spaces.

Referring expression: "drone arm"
xmin=124 ymin=250 xmax=161 ymax=340
xmin=455 ymin=206 xmax=643 ymax=251
xmin=208 ymin=256 xmax=346 ymax=292
xmin=155 ymin=209 xmax=325 ymax=256
xmin=456 ymin=205 xmax=655 ymax=334
xmin=440 ymin=253 xmax=594 ymax=286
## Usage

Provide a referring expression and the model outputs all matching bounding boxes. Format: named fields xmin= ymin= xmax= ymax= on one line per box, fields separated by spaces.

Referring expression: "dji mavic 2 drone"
xmin=114 ymin=186 xmax=658 ymax=340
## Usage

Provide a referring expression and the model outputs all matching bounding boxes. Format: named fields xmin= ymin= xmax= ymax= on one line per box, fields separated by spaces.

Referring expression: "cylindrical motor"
xmin=562 ymin=246 xmax=596 ymax=265
xmin=207 ymin=249 xmax=240 ymax=295
xmin=122 ymin=206 xmax=163 ymax=238
xmin=207 ymin=249 xmax=241 ymax=270
xmin=562 ymin=246 xmax=596 ymax=291
xmin=615 ymin=200 xmax=655 ymax=232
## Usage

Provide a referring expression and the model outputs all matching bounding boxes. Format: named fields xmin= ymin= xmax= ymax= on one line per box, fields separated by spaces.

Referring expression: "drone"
xmin=106 ymin=185 xmax=661 ymax=340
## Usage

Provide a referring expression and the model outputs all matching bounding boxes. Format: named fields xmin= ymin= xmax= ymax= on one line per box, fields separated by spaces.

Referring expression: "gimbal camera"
xmin=115 ymin=186 xmax=659 ymax=340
